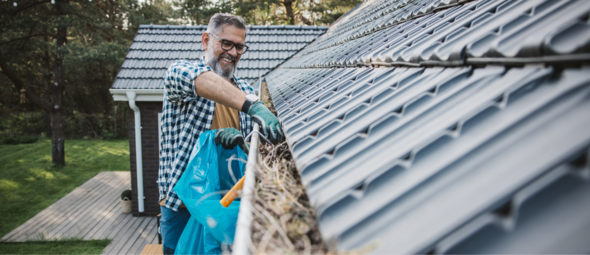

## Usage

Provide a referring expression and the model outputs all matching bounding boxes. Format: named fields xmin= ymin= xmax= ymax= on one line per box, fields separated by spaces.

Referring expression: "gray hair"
xmin=206 ymin=13 xmax=248 ymax=36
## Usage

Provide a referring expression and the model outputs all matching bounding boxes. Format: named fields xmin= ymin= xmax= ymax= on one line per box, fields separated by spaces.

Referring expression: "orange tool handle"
xmin=220 ymin=176 xmax=245 ymax=207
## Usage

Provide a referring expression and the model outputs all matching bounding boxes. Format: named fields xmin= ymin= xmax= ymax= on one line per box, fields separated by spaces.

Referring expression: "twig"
xmin=256 ymin=225 xmax=276 ymax=253
xmin=250 ymin=141 xmax=328 ymax=254
xmin=254 ymin=203 xmax=296 ymax=250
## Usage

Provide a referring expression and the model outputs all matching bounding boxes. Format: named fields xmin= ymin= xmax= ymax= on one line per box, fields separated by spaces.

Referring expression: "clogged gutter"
xmin=247 ymin=81 xmax=327 ymax=254
xmin=250 ymin=142 xmax=327 ymax=254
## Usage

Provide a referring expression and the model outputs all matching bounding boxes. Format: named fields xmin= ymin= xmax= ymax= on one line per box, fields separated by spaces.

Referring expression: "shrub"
xmin=0 ymin=112 xmax=47 ymax=137
xmin=121 ymin=190 xmax=132 ymax=200
xmin=1 ymin=135 xmax=38 ymax=145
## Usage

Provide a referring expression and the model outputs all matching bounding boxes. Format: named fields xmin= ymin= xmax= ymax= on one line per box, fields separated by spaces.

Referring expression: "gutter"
xmin=233 ymin=123 xmax=260 ymax=254
xmin=126 ymin=91 xmax=145 ymax=213
xmin=110 ymin=89 xmax=163 ymax=102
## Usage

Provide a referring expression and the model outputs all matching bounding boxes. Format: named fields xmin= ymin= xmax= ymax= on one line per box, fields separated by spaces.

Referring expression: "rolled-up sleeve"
xmin=164 ymin=60 xmax=211 ymax=103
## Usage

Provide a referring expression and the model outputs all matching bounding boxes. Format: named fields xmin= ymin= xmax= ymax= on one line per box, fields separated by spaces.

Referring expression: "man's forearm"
xmin=194 ymin=71 xmax=246 ymax=110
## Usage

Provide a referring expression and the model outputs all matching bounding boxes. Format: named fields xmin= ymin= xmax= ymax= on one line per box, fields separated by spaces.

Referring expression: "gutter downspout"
xmin=127 ymin=91 xmax=145 ymax=213
xmin=233 ymin=123 xmax=260 ymax=254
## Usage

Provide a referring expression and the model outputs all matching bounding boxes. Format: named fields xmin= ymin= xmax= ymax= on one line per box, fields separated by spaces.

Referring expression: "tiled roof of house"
xmin=264 ymin=0 xmax=590 ymax=253
xmin=111 ymin=24 xmax=327 ymax=89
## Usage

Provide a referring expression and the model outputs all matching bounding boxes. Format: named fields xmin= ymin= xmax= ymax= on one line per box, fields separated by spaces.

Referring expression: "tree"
xmin=172 ymin=0 xmax=210 ymax=25
xmin=227 ymin=0 xmax=362 ymax=26
xmin=129 ymin=0 xmax=180 ymax=28
xmin=308 ymin=0 xmax=362 ymax=25
xmin=0 ymin=0 xmax=133 ymax=165
xmin=0 ymin=0 xmax=362 ymax=167
xmin=282 ymin=0 xmax=295 ymax=25
xmin=172 ymin=0 xmax=233 ymax=25
xmin=0 ymin=0 xmax=71 ymax=165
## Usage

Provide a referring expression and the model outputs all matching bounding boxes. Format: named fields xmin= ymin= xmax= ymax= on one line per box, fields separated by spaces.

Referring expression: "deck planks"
xmin=43 ymin=174 xmax=126 ymax=240
xmin=116 ymin=217 xmax=153 ymax=255
xmin=140 ymin=244 xmax=163 ymax=255
xmin=1 ymin=172 xmax=159 ymax=255
xmin=2 ymin=173 xmax=109 ymax=241
xmin=128 ymin=217 xmax=158 ymax=255
xmin=102 ymin=217 xmax=147 ymax=254
xmin=52 ymin=175 xmax=127 ymax=239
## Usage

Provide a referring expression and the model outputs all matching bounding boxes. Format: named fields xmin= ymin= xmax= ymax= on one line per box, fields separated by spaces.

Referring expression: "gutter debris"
xmin=248 ymin=78 xmax=327 ymax=254
xmin=249 ymin=143 xmax=377 ymax=254
xmin=247 ymin=79 xmax=378 ymax=255
xmin=250 ymin=142 xmax=327 ymax=254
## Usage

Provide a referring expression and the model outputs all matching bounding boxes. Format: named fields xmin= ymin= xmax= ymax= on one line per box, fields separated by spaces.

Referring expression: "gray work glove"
xmin=215 ymin=128 xmax=249 ymax=154
xmin=247 ymin=101 xmax=284 ymax=144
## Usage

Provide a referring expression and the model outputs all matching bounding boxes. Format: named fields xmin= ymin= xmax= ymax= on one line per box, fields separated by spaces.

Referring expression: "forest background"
xmin=0 ymin=0 xmax=361 ymax=165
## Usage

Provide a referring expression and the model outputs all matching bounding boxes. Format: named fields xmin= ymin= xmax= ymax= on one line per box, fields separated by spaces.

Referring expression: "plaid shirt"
xmin=158 ymin=58 xmax=254 ymax=211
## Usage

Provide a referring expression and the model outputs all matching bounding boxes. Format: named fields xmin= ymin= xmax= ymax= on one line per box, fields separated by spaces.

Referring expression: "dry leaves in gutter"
xmin=249 ymin=142 xmax=327 ymax=254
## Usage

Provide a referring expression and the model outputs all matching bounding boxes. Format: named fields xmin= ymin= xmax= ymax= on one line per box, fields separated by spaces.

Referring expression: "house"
xmin=262 ymin=0 xmax=590 ymax=253
xmin=109 ymin=24 xmax=327 ymax=216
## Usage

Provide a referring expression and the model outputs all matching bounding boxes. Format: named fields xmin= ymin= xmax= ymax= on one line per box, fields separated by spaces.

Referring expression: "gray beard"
xmin=205 ymin=48 xmax=236 ymax=80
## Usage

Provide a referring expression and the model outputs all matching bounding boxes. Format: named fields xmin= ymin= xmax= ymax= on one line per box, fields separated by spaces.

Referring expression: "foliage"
xmin=175 ymin=0 xmax=364 ymax=26
xmin=0 ymin=0 xmax=152 ymax=142
xmin=0 ymin=239 xmax=111 ymax=254
xmin=121 ymin=189 xmax=132 ymax=200
xmin=0 ymin=112 xmax=48 ymax=137
xmin=309 ymin=0 xmax=363 ymax=24
xmin=171 ymin=0 xmax=363 ymax=27
xmin=229 ymin=0 xmax=363 ymax=25
xmin=127 ymin=0 xmax=182 ymax=29
xmin=1 ymin=135 xmax=38 ymax=145
xmin=0 ymin=107 xmax=128 ymax=140
xmin=0 ymin=0 xmax=362 ymax=145
xmin=0 ymin=138 xmax=130 ymax=238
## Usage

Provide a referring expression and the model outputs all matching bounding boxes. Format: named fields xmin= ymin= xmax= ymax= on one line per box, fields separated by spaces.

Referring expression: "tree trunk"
xmin=50 ymin=106 xmax=65 ymax=165
xmin=44 ymin=37 xmax=53 ymax=138
xmin=0 ymin=0 xmax=72 ymax=166
xmin=51 ymin=26 xmax=67 ymax=166
xmin=282 ymin=0 xmax=295 ymax=25
xmin=44 ymin=81 xmax=53 ymax=137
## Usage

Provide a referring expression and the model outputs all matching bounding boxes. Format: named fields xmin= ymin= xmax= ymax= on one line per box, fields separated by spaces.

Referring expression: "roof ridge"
xmin=138 ymin=24 xmax=329 ymax=30
xmin=138 ymin=24 xmax=207 ymax=29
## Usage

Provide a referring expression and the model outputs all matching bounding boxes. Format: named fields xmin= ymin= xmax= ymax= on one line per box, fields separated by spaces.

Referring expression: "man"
xmin=158 ymin=13 xmax=283 ymax=254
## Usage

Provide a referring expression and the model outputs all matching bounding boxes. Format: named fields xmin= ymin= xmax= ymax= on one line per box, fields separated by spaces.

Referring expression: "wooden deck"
xmin=1 ymin=171 xmax=159 ymax=255
xmin=140 ymin=244 xmax=164 ymax=255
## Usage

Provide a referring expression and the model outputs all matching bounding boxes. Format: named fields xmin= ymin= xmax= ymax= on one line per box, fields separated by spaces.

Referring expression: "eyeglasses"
xmin=209 ymin=33 xmax=249 ymax=55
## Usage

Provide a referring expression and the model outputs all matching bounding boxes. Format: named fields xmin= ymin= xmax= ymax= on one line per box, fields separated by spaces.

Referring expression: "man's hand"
xmin=247 ymin=101 xmax=284 ymax=144
xmin=215 ymin=128 xmax=249 ymax=154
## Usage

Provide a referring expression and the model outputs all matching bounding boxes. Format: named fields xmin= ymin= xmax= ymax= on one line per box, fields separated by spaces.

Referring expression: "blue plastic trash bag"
xmin=174 ymin=130 xmax=247 ymax=255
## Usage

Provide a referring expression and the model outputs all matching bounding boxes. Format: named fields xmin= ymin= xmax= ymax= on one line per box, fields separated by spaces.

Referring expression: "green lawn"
xmin=0 ymin=239 xmax=111 ymax=254
xmin=0 ymin=138 xmax=129 ymax=250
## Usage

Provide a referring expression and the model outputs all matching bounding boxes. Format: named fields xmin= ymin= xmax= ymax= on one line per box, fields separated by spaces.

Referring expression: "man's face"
xmin=202 ymin=25 xmax=246 ymax=80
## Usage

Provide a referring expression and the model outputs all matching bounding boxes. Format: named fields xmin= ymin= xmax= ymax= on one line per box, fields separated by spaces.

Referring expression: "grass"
xmin=0 ymin=239 xmax=111 ymax=254
xmin=0 ymin=138 xmax=130 ymax=239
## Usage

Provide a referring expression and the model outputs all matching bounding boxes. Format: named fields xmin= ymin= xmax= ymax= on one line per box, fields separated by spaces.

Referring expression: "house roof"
xmin=110 ymin=24 xmax=327 ymax=92
xmin=264 ymin=0 xmax=590 ymax=253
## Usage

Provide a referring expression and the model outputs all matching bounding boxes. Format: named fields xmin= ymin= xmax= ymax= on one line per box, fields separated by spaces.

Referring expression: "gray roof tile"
xmin=286 ymin=0 xmax=590 ymax=69
xmin=262 ymin=0 xmax=590 ymax=253
xmin=112 ymin=25 xmax=326 ymax=89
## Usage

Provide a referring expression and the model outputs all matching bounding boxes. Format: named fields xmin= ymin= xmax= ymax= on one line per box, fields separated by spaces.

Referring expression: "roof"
xmin=110 ymin=24 xmax=327 ymax=91
xmin=264 ymin=0 xmax=590 ymax=253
